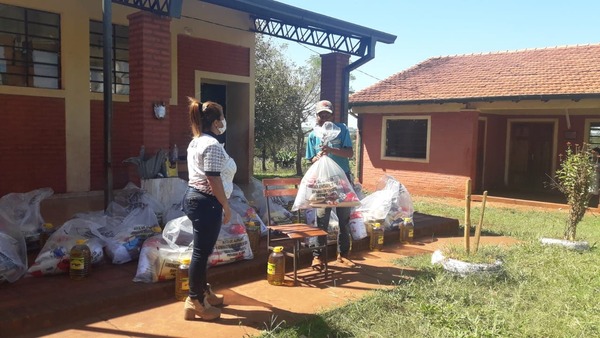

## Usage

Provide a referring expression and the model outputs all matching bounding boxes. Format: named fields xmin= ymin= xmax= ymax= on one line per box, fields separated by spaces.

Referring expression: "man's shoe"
xmin=337 ymin=254 xmax=357 ymax=268
xmin=311 ymin=256 xmax=324 ymax=271
xmin=183 ymin=297 xmax=221 ymax=321
xmin=204 ymin=283 xmax=224 ymax=306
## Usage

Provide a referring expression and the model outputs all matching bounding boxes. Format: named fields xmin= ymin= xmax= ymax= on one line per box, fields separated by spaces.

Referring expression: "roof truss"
xmin=252 ymin=16 xmax=369 ymax=56
xmin=111 ymin=0 xmax=182 ymax=17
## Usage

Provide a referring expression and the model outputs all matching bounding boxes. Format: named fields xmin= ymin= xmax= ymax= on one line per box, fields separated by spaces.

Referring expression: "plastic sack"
xmin=292 ymin=156 xmax=360 ymax=211
xmin=0 ymin=187 xmax=53 ymax=248
xmin=27 ymin=218 xmax=106 ymax=277
xmin=209 ymin=211 xmax=253 ymax=266
xmin=0 ymin=220 xmax=27 ymax=283
xmin=222 ymin=155 xmax=237 ymax=199
xmin=313 ymin=121 xmax=341 ymax=148
xmin=248 ymin=177 xmax=268 ymax=217
xmin=102 ymin=205 xmax=162 ymax=264
xmin=163 ymin=212 xmax=252 ymax=267
xmin=133 ymin=234 xmax=190 ymax=283
xmin=163 ymin=203 xmax=185 ymax=225
xmin=163 ymin=216 xmax=194 ymax=249
xmin=377 ymin=175 xmax=415 ymax=229
xmin=111 ymin=182 xmax=165 ymax=223
xmin=229 ymin=197 xmax=268 ymax=235
xmin=349 ymin=210 xmax=367 ymax=240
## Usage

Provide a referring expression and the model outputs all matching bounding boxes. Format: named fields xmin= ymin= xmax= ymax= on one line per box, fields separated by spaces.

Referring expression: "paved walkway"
xmin=16 ymin=236 xmax=519 ymax=338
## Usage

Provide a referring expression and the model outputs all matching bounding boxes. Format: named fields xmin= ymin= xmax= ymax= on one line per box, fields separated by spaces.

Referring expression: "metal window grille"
xmin=89 ymin=20 xmax=129 ymax=94
xmin=0 ymin=4 xmax=61 ymax=89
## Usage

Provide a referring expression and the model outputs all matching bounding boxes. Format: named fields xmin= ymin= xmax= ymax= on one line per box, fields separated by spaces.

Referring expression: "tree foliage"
xmin=549 ymin=142 xmax=596 ymax=240
xmin=254 ymin=35 xmax=320 ymax=175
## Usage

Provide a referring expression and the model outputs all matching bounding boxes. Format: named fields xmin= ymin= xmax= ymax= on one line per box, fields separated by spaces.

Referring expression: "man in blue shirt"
xmin=306 ymin=100 xmax=357 ymax=269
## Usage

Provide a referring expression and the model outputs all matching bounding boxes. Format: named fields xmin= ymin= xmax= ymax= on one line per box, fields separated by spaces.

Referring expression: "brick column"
xmin=320 ymin=53 xmax=349 ymax=123
xmin=127 ymin=11 xmax=172 ymax=158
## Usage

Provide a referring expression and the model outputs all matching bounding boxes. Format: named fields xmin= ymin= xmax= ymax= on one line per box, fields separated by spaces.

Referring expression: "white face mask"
xmin=217 ymin=118 xmax=227 ymax=134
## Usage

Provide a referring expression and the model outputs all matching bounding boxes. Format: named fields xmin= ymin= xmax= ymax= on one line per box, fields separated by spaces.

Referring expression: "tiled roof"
xmin=350 ymin=44 xmax=600 ymax=105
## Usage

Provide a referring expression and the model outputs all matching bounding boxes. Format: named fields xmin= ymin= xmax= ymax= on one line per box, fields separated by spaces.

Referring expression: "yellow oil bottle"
xmin=267 ymin=246 xmax=285 ymax=286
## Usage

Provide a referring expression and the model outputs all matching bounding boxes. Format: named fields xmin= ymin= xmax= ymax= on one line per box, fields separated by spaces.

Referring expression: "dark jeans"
xmin=313 ymin=206 xmax=351 ymax=257
xmin=313 ymin=171 xmax=353 ymax=258
xmin=182 ymin=187 xmax=222 ymax=301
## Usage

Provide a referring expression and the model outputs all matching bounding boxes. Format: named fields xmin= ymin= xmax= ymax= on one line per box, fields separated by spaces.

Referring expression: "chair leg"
xmin=293 ymin=240 xmax=298 ymax=285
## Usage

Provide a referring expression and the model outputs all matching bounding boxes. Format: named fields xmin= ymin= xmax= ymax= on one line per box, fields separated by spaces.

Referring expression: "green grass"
xmin=256 ymin=195 xmax=600 ymax=338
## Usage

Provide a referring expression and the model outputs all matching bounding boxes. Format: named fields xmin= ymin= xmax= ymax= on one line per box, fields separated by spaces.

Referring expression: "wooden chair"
xmin=262 ymin=177 xmax=328 ymax=285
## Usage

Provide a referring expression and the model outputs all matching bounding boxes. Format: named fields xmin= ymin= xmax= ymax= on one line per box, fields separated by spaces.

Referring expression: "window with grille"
xmin=0 ymin=4 xmax=61 ymax=89
xmin=383 ymin=116 xmax=430 ymax=160
xmin=89 ymin=20 xmax=129 ymax=95
xmin=588 ymin=121 xmax=600 ymax=149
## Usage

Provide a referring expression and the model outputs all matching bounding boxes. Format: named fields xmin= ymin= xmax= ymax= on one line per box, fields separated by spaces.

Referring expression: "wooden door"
xmin=508 ymin=122 xmax=554 ymax=190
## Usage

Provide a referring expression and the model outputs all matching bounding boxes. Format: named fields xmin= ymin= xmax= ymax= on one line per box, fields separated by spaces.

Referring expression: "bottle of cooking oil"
xmin=370 ymin=222 xmax=384 ymax=251
xmin=245 ymin=221 xmax=260 ymax=255
xmin=401 ymin=218 xmax=414 ymax=244
xmin=70 ymin=239 xmax=91 ymax=280
xmin=175 ymin=258 xmax=191 ymax=301
xmin=398 ymin=220 xmax=406 ymax=243
xmin=403 ymin=219 xmax=415 ymax=243
xmin=39 ymin=222 xmax=55 ymax=249
xmin=267 ymin=246 xmax=285 ymax=286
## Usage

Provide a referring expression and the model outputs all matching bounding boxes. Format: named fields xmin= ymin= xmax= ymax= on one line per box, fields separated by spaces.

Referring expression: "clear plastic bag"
xmin=292 ymin=156 xmax=360 ymax=211
xmin=0 ymin=187 xmax=53 ymax=247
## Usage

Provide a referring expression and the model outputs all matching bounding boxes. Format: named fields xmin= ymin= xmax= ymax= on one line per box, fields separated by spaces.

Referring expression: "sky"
xmin=276 ymin=0 xmax=600 ymax=94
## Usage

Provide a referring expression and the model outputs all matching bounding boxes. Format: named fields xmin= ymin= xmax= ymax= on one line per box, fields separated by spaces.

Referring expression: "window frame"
xmin=381 ymin=115 xmax=431 ymax=163
xmin=0 ymin=4 xmax=61 ymax=89
xmin=89 ymin=20 xmax=129 ymax=95
xmin=584 ymin=118 xmax=600 ymax=150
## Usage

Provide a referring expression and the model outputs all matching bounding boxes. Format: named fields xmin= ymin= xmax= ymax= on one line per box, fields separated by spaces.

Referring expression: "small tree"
xmin=550 ymin=143 xmax=596 ymax=241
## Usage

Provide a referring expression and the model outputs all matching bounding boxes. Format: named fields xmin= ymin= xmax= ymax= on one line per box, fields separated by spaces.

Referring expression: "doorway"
xmin=507 ymin=121 xmax=555 ymax=191
xmin=201 ymin=83 xmax=227 ymax=145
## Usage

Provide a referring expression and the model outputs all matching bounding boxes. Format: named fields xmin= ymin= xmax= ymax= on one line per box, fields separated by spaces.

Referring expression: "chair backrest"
xmin=262 ymin=177 xmax=303 ymax=225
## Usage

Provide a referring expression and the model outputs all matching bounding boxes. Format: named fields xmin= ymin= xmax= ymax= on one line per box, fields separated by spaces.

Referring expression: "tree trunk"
xmin=261 ymin=147 xmax=267 ymax=171
xmin=295 ymin=129 xmax=304 ymax=176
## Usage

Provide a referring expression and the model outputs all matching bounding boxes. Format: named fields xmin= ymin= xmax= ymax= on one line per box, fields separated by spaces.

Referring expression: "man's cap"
xmin=316 ymin=100 xmax=333 ymax=114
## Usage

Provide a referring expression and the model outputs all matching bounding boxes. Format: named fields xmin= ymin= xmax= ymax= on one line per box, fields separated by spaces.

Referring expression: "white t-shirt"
xmin=187 ymin=134 xmax=227 ymax=196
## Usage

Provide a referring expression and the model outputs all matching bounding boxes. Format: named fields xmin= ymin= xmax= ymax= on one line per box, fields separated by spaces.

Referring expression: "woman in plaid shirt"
xmin=182 ymin=98 xmax=231 ymax=321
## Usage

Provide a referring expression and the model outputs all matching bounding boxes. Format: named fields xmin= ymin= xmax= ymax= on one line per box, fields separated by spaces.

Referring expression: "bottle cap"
xmin=273 ymin=246 xmax=284 ymax=253
xmin=246 ymin=221 xmax=255 ymax=227
xmin=76 ymin=239 xmax=87 ymax=245
xmin=43 ymin=223 xmax=54 ymax=230
xmin=181 ymin=258 xmax=191 ymax=265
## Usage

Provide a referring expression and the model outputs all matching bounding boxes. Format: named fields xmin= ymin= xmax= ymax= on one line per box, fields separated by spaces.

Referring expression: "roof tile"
xmin=350 ymin=44 xmax=600 ymax=104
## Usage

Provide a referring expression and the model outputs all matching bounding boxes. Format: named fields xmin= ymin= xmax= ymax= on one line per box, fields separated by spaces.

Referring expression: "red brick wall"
xmin=0 ymin=94 xmax=66 ymax=195
xmin=360 ymin=111 xmax=479 ymax=198
xmin=90 ymin=100 xmax=132 ymax=191
xmin=173 ymin=35 xmax=250 ymax=155
xmin=321 ymin=53 xmax=349 ymax=123
xmin=127 ymin=12 xmax=172 ymax=159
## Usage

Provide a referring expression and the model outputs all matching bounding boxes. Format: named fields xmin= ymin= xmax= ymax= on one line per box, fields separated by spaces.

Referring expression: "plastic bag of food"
xmin=0 ymin=187 xmax=53 ymax=249
xmin=133 ymin=234 xmax=190 ymax=283
xmin=292 ymin=156 xmax=359 ymax=211
xmin=102 ymin=205 xmax=161 ymax=264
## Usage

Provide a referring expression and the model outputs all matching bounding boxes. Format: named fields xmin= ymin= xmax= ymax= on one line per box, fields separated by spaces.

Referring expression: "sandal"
xmin=311 ymin=256 xmax=324 ymax=271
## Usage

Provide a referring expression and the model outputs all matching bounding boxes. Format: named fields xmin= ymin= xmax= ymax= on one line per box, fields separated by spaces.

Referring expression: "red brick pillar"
xmin=320 ymin=53 xmax=349 ymax=123
xmin=127 ymin=11 xmax=172 ymax=159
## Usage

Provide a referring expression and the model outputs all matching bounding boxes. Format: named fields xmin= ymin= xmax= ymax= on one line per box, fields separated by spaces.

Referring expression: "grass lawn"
xmin=257 ymin=195 xmax=600 ymax=338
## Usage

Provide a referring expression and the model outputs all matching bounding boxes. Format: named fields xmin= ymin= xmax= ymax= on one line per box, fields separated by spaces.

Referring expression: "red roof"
xmin=350 ymin=44 xmax=600 ymax=105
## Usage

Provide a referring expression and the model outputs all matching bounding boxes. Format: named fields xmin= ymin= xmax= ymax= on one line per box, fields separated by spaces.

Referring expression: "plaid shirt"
xmin=187 ymin=134 xmax=227 ymax=195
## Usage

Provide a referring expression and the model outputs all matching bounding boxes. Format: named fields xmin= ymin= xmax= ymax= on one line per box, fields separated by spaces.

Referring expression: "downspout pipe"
xmin=341 ymin=39 xmax=376 ymax=184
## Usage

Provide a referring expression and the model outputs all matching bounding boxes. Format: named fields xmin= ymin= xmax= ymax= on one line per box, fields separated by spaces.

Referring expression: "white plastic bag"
xmin=103 ymin=206 xmax=161 ymax=264
xmin=229 ymin=197 xmax=268 ymax=235
xmin=0 ymin=187 xmax=53 ymax=247
xmin=27 ymin=218 xmax=106 ymax=277
xmin=349 ymin=210 xmax=367 ymax=240
xmin=221 ymin=156 xmax=237 ymax=199
xmin=133 ymin=234 xmax=190 ymax=283
xmin=292 ymin=156 xmax=360 ymax=211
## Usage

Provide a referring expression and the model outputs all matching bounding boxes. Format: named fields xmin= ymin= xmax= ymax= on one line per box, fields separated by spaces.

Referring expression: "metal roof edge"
xmin=199 ymin=0 xmax=397 ymax=44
